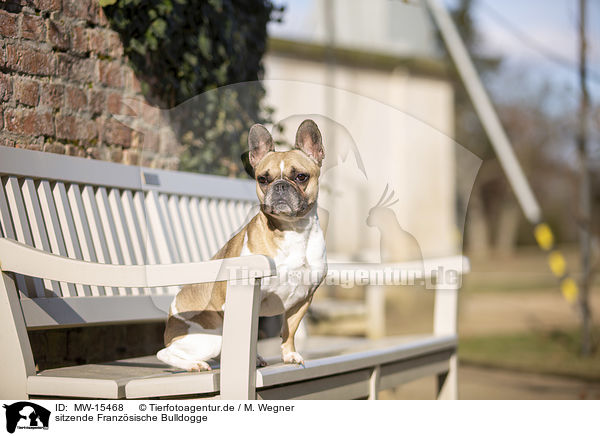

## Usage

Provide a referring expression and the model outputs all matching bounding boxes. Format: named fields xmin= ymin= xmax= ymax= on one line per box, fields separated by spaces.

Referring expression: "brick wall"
xmin=0 ymin=1 xmax=180 ymax=368
xmin=0 ymin=0 xmax=179 ymax=169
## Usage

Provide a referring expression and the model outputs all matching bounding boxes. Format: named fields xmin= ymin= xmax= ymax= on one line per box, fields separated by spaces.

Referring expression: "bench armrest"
xmin=0 ymin=238 xmax=276 ymax=287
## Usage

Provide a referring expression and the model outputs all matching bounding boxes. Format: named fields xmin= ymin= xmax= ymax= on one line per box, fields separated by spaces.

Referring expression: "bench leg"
xmin=0 ymin=271 xmax=36 ymax=399
xmin=220 ymin=278 xmax=261 ymax=400
xmin=366 ymin=285 xmax=385 ymax=339
xmin=368 ymin=365 xmax=381 ymax=400
xmin=436 ymin=353 xmax=457 ymax=400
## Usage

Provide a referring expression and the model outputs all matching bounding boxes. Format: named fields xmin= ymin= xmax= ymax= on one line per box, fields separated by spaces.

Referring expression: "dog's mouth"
xmin=266 ymin=200 xmax=293 ymax=215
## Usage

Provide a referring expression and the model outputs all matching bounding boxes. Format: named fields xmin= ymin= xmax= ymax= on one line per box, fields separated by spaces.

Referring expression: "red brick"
xmin=87 ymin=28 xmax=123 ymax=58
xmin=0 ymin=10 xmax=18 ymax=38
xmin=47 ymin=18 xmax=70 ymax=50
xmin=124 ymin=98 xmax=160 ymax=125
xmin=97 ymin=60 xmax=124 ymax=88
xmin=22 ymin=14 xmax=46 ymax=41
xmin=55 ymin=113 xmax=96 ymax=141
xmin=4 ymin=108 xmax=54 ymax=136
xmin=56 ymin=54 xmax=94 ymax=83
xmin=132 ymin=130 xmax=159 ymax=153
xmin=15 ymin=79 xmax=40 ymax=106
xmin=88 ymin=89 xmax=105 ymax=115
xmin=110 ymin=147 xmax=123 ymax=163
xmin=102 ymin=117 xmax=132 ymax=147
xmin=64 ymin=144 xmax=86 ymax=157
xmin=43 ymin=141 xmax=65 ymax=154
xmin=17 ymin=143 xmax=44 ymax=151
xmin=65 ymin=86 xmax=86 ymax=111
xmin=34 ymin=0 xmax=61 ymax=12
xmin=62 ymin=0 xmax=93 ymax=22
xmin=0 ymin=74 xmax=12 ymax=101
xmin=40 ymin=82 xmax=64 ymax=108
xmin=122 ymin=148 xmax=139 ymax=165
xmin=6 ymin=45 xmax=54 ymax=76
xmin=106 ymin=92 xmax=122 ymax=114
xmin=0 ymin=133 xmax=15 ymax=147
xmin=71 ymin=25 xmax=88 ymax=54
xmin=126 ymin=69 xmax=143 ymax=94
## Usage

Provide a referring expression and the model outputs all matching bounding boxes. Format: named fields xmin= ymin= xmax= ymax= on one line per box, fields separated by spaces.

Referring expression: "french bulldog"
xmin=156 ymin=119 xmax=327 ymax=371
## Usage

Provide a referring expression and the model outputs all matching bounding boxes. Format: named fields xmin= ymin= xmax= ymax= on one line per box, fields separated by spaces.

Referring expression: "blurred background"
xmin=1 ymin=0 xmax=598 ymax=398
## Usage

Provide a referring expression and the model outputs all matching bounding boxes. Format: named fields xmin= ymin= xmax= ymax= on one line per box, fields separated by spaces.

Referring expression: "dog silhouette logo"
xmin=3 ymin=402 xmax=50 ymax=433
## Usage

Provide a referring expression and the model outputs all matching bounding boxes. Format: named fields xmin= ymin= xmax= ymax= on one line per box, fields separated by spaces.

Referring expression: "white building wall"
xmin=262 ymin=54 xmax=456 ymax=261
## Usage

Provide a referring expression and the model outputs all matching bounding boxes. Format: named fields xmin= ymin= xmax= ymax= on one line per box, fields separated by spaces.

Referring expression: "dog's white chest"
xmin=241 ymin=213 xmax=326 ymax=316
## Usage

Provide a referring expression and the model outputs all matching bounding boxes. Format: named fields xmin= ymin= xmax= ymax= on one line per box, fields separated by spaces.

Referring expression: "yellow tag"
xmin=534 ymin=223 xmax=554 ymax=251
xmin=548 ymin=251 xmax=566 ymax=277
xmin=560 ymin=278 xmax=579 ymax=303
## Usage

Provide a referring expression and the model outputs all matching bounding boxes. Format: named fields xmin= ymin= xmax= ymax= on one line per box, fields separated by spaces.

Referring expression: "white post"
xmin=220 ymin=278 xmax=262 ymax=400
xmin=433 ymin=280 xmax=459 ymax=400
xmin=366 ymin=285 xmax=385 ymax=339
xmin=0 ymin=271 xmax=36 ymax=399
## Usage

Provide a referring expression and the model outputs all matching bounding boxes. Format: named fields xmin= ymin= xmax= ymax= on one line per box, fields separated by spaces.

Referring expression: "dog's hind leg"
xmin=157 ymin=330 xmax=222 ymax=371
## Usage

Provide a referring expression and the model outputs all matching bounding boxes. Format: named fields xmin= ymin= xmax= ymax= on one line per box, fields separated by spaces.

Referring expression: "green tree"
xmin=102 ymin=0 xmax=283 ymax=177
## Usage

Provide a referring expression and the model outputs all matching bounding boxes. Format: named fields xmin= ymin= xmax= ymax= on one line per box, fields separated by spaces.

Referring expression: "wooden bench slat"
xmin=0 ymin=178 xmax=29 ymax=294
xmin=167 ymin=194 xmax=192 ymax=263
xmin=207 ymin=198 xmax=227 ymax=248
xmin=81 ymin=185 xmax=118 ymax=296
xmin=67 ymin=183 xmax=105 ymax=296
xmin=188 ymin=197 xmax=213 ymax=260
xmin=177 ymin=196 xmax=202 ymax=262
xmin=120 ymin=189 xmax=148 ymax=266
xmin=52 ymin=182 xmax=92 ymax=297
xmin=37 ymin=181 xmax=77 ymax=297
xmin=5 ymin=177 xmax=46 ymax=298
xmin=0 ymin=238 xmax=275 ymax=288
xmin=22 ymin=179 xmax=61 ymax=297
xmin=131 ymin=190 xmax=170 ymax=296
xmin=107 ymin=188 xmax=143 ymax=295
xmin=95 ymin=187 xmax=131 ymax=296
xmin=157 ymin=192 xmax=183 ymax=262
xmin=218 ymin=199 xmax=234 ymax=240
xmin=21 ymin=295 xmax=173 ymax=329
xmin=145 ymin=190 xmax=178 ymax=264
xmin=26 ymin=335 xmax=454 ymax=399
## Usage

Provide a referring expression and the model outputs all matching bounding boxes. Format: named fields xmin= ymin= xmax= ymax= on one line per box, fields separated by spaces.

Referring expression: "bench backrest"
xmin=0 ymin=146 xmax=257 ymax=329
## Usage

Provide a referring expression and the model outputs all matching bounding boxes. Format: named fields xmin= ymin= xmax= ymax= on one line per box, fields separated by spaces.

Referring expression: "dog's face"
xmin=248 ymin=120 xmax=324 ymax=220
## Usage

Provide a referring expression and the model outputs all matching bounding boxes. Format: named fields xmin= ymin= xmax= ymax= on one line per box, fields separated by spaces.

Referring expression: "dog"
xmin=156 ymin=119 xmax=327 ymax=371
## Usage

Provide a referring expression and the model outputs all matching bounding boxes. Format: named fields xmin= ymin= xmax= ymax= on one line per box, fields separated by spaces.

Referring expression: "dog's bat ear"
xmin=248 ymin=124 xmax=274 ymax=168
xmin=240 ymin=151 xmax=255 ymax=178
xmin=295 ymin=119 xmax=324 ymax=166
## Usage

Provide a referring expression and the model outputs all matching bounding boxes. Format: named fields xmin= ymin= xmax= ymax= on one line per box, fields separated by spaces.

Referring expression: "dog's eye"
xmin=296 ymin=173 xmax=309 ymax=182
xmin=257 ymin=175 xmax=268 ymax=184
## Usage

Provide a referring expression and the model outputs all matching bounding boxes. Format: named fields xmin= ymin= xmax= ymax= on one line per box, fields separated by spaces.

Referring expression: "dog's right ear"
xmin=248 ymin=124 xmax=274 ymax=168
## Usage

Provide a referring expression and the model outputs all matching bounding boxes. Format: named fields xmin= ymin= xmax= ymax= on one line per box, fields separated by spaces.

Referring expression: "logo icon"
xmin=3 ymin=402 xmax=50 ymax=433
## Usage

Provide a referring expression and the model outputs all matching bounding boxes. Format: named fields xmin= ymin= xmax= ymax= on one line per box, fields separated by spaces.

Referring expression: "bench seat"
xmin=28 ymin=334 xmax=455 ymax=399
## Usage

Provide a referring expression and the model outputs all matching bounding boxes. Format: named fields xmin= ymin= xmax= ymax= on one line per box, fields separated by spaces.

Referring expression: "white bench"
xmin=0 ymin=146 xmax=468 ymax=400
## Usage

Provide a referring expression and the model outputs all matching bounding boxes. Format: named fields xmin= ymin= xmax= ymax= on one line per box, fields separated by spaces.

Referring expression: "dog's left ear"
xmin=295 ymin=119 xmax=324 ymax=166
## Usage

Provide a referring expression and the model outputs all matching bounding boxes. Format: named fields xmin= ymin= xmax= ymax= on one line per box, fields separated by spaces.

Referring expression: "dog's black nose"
xmin=273 ymin=180 xmax=289 ymax=194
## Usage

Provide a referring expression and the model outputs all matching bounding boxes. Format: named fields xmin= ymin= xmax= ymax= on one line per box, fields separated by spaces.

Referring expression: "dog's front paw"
xmin=189 ymin=361 xmax=212 ymax=372
xmin=282 ymin=351 xmax=305 ymax=366
xmin=256 ymin=354 xmax=268 ymax=368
